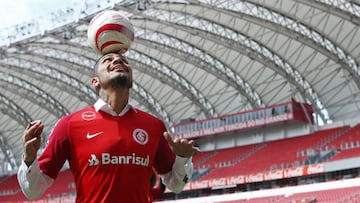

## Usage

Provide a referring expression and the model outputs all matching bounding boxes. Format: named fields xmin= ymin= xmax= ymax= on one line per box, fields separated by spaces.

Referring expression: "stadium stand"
xmin=325 ymin=124 xmax=360 ymax=162
xmin=1 ymin=99 xmax=360 ymax=202
xmin=1 ymin=123 xmax=360 ymax=202
xmin=0 ymin=169 xmax=75 ymax=202
xmin=194 ymin=126 xmax=349 ymax=181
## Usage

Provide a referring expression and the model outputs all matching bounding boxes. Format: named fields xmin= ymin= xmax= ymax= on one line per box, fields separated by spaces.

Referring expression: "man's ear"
xmin=91 ymin=77 xmax=101 ymax=96
xmin=91 ymin=77 xmax=101 ymax=88
xmin=92 ymin=77 xmax=101 ymax=96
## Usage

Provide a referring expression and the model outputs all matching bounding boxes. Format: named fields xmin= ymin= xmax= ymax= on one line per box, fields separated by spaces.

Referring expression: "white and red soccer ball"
xmin=87 ymin=10 xmax=135 ymax=55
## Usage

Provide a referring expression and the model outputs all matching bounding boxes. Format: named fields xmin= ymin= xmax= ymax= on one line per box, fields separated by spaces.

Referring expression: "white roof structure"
xmin=0 ymin=0 xmax=359 ymax=176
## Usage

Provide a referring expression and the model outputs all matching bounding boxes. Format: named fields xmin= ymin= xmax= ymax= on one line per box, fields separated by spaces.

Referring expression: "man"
xmin=17 ymin=52 xmax=199 ymax=202
xmin=150 ymin=171 xmax=166 ymax=201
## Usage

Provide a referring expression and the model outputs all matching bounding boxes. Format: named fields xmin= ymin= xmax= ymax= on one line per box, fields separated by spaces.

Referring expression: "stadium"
xmin=0 ymin=0 xmax=360 ymax=202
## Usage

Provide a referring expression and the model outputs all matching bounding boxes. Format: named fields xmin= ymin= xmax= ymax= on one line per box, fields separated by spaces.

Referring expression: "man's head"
xmin=92 ymin=52 xmax=133 ymax=95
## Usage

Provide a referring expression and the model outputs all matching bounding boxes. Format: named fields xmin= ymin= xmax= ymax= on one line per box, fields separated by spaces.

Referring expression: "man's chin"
xmin=110 ymin=76 xmax=132 ymax=89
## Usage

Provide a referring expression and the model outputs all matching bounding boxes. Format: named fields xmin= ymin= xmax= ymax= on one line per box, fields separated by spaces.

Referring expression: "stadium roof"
xmin=0 ymin=0 xmax=359 ymax=176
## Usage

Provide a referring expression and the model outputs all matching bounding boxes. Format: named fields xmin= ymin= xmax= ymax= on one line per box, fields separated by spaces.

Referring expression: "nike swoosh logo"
xmin=86 ymin=131 xmax=103 ymax=139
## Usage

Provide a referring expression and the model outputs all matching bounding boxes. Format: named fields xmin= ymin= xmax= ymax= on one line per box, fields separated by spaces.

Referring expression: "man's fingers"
xmin=35 ymin=124 xmax=44 ymax=137
xmin=192 ymin=147 xmax=201 ymax=156
xmin=24 ymin=121 xmax=44 ymax=142
xmin=26 ymin=136 xmax=39 ymax=145
xmin=193 ymin=146 xmax=201 ymax=152
xmin=164 ymin=131 xmax=201 ymax=157
xmin=26 ymin=120 xmax=40 ymax=129
xmin=23 ymin=120 xmax=43 ymax=166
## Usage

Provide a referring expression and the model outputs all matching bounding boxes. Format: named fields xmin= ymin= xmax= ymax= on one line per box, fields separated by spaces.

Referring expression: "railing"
xmin=174 ymin=101 xmax=314 ymax=139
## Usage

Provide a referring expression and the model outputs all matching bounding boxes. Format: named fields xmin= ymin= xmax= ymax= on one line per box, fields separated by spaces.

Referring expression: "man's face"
xmin=95 ymin=53 xmax=133 ymax=90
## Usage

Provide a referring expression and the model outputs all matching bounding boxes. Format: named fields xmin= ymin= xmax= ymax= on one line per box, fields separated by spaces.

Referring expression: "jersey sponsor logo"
xmin=86 ymin=131 xmax=103 ymax=139
xmin=89 ymin=154 xmax=100 ymax=166
xmin=132 ymin=128 xmax=148 ymax=145
xmin=88 ymin=153 xmax=149 ymax=167
xmin=81 ymin=111 xmax=96 ymax=121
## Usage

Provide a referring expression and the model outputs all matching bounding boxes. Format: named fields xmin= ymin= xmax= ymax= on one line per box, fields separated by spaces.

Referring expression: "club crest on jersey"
xmin=132 ymin=128 xmax=149 ymax=145
xmin=81 ymin=111 xmax=96 ymax=121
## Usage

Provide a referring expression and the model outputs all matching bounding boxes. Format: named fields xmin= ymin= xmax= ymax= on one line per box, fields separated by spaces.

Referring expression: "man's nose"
xmin=112 ymin=55 xmax=122 ymax=63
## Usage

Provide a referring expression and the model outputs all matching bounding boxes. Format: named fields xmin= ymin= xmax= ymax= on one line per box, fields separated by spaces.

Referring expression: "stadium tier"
xmin=194 ymin=126 xmax=351 ymax=181
xmin=1 ymin=100 xmax=360 ymax=202
xmin=1 ymin=123 xmax=359 ymax=202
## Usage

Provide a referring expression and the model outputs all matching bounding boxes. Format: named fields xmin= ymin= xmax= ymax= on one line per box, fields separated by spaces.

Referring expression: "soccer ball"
xmin=87 ymin=10 xmax=135 ymax=55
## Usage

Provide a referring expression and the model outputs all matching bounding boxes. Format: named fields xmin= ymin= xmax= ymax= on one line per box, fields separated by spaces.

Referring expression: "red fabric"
xmin=38 ymin=106 xmax=175 ymax=203
xmin=151 ymin=182 xmax=166 ymax=200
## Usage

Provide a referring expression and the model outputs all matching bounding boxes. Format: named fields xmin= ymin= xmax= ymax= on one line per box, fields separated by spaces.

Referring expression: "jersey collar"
xmin=94 ymin=98 xmax=133 ymax=116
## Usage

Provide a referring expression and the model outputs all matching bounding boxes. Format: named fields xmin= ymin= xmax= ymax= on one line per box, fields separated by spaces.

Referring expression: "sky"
xmin=0 ymin=0 xmax=76 ymax=29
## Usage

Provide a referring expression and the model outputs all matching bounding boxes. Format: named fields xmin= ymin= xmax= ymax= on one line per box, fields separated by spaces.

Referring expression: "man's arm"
xmin=158 ymin=132 xmax=199 ymax=193
xmin=17 ymin=120 xmax=52 ymax=199
xmin=159 ymin=156 xmax=193 ymax=193
xmin=17 ymin=118 xmax=70 ymax=199
xmin=17 ymin=159 xmax=54 ymax=199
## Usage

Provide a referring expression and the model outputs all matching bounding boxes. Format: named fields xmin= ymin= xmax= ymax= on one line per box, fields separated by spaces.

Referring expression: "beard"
xmin=109 ymin=74 xmax=133 ymax=89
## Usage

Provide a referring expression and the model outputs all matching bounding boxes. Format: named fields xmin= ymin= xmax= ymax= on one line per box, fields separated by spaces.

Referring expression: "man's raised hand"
xmin=23 ymin=120 xmax=44 ymax=166
xmin=163 ymin=132 xmax=200 ymax=158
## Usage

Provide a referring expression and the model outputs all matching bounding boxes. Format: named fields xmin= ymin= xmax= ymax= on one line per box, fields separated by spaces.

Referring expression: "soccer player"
xmin=17 ymin=52 xmax=199 ymax=202
xmin=150 ymin=171 xmax=166 ymax=201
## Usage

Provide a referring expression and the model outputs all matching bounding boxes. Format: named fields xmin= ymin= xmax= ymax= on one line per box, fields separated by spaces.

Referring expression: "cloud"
xmin=0 ymin=0 xmax=74 ymax=28
xmin=0 ymin=1 xmax=34 ymax=27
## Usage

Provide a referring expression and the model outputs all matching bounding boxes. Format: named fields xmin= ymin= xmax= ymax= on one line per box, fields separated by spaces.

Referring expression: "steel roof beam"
xmin=128 ymin=50 xmax=218 ymax=118
xmin=0 ymin=133 xmax=17 ymax=175
xmin=132 ymin=82 xmax=173 ymax=131
xmin=29 ymin=41 xmax=217 ymax=120
xmin=296 ymin=0 xmax=360 ymax=25
xmin=0 ymin=71 xmax=69 ymax=117
xmin=0 ymin=93 xmax=32 ymax=170
xmin=129 ymin=9 xmax=329 ymax=123
xmin=5 ymin=45 xmax=176 ymax=128
xmin=28 ymin=42 xmax=96 ymax=64
xmin=135 ymin=31 xmax=264 ymax=108
xmin=1 ymin=56 xmax=97 ymax=104
xmin=184 ymin=0 xmax=360 ymax=91
xmin=0 ymin=92 xmax=33 ymax=125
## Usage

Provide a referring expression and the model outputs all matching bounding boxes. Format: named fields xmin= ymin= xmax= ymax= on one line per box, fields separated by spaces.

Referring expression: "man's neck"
xmin=99 ymin=88 xmax=129 ymax=114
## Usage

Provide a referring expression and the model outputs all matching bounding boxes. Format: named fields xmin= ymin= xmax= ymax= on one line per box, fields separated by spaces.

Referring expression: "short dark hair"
xmin=93 ymin=55 xmax=104 ymax=76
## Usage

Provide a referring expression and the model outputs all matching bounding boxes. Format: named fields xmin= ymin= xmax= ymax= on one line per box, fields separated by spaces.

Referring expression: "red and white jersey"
xmin=38 ymin=104 xmax=176 ymax=203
